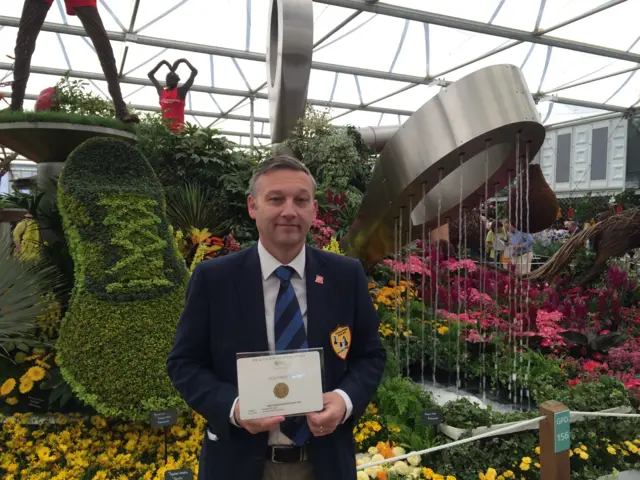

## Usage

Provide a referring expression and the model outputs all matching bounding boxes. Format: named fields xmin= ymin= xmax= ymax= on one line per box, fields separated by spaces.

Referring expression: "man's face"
xmin=248 ymin=169 xmax=317 ymax=250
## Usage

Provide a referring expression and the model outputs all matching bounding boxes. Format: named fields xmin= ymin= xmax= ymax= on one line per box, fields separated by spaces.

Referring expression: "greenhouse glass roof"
xmin=1 ymin=0 xmax=639 ymax=147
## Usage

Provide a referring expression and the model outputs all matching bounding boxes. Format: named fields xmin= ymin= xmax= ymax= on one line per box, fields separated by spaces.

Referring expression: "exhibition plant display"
xmin=1 ymin=0 xmax=640 ymax=479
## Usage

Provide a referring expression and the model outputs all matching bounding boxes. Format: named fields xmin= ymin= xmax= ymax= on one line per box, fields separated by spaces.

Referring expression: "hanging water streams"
xmin=406 ymin=197 xmax=413 ymax=377
xmin=433 ymin=168 xmax=443 ymax=387
xmin=456 ymin=154 xmax=464 ymax=393
xmin=420 ymin=183 xmax=427 ymax=386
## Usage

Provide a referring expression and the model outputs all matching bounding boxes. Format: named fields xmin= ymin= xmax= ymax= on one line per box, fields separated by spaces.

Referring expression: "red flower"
xmin=582 ymin=360 xmax=602 ymax=372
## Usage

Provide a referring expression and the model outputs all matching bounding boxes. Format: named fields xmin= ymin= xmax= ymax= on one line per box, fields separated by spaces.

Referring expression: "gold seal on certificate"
xmin=273 ymin=382 xmax=289 ymax=399
xmin=236 ymin=350 xmax=323 ymax=420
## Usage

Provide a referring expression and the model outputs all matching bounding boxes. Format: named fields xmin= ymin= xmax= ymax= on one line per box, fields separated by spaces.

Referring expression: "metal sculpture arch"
xmin=266 ymin=0 xmax=313 ymax=147
xmin=265 ymin=0 xmax=546 ymax=266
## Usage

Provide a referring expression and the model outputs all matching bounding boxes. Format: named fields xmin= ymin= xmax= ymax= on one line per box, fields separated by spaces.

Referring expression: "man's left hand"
xmin=306 ymin=392 xmax=346 ymax=437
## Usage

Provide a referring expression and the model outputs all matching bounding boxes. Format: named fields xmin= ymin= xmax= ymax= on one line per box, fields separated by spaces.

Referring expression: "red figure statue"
xmin=148 ymin=59 xmax=198 ymax=132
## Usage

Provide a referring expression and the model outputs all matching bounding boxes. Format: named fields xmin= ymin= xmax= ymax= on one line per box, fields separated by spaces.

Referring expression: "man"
xmin=167 ymin=156 xmax=386 ymax=480
xmin=7 ymin=0 xmax=138 ymax=123
xmin=565 ymin=220 xmax=582 ymax=237
xmin=148 ymin=58 xmax=198 ymax=132
xmin=507 ymin=222 xmax=535 ymax=275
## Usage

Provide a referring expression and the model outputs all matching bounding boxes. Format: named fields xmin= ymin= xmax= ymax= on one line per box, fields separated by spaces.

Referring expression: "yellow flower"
xmin=5 ymin=397 xmax=18 ymax=405
xmin=322 ymin=237 xmax=344 ymax=255
xmin=534 ymin=446 xmax=540 ymax=455
xmin=503 ymin=471 xmax=514 ymax=478
xmin=521 ymin=457 xmax=531 ymax=464
xmin=18 ymin=377 xmax=34 ymax=394
xmin=484 ymin=468 xmax=497 ymax=480
xmin=437 ymin=326 xmax=449 ymax=335
xmin=26 ymin=366 xmax=47 ymax=382
xmin=446 ymin=476 xmax=456 ymax=480
xmin=607 ymin=446 xmax=617 ymax=455
xmin=519 ymin=463 xmax=530 ymax=471
xmin=1 ymin=378 xmax=16 ymax=396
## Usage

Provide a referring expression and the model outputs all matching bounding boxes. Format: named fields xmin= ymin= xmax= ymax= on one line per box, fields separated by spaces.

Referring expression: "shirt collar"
xmin=257 ymin=240 xmax=306 ymax=281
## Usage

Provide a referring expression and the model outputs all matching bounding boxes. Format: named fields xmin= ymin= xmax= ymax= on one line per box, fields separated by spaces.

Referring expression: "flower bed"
xmin=1 ymin=408 xmax=638 ymax=480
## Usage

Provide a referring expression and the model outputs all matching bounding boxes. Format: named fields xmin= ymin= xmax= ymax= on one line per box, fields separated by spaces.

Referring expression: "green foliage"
xmin=165 ymin=182 xmax=220 ymax=233
xmin=0 ymin=232 xmax=64 ymax=357
xmin=285 ymin=107 xmax=375 ymax=192
xmin=373 ymin=376 xmax=440 ymax=451
xmin=136 ymin=119 xmax=259 ymax=241
xmin=441 ymin=397 xmax=536 ymax=430
xmin=50 ymin=77 xmax=117 ymax=117
xmin=56 ymin=137 xmax=188 ymax=420
xmin=0 ymin=110 xmax=134 ymax=134
xmin=559 ymin=331 xmax=628 ymax=354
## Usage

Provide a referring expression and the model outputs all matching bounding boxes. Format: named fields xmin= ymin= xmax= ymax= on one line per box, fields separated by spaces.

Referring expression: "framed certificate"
xmin=236 ymin=348 xmax=324 ymax=420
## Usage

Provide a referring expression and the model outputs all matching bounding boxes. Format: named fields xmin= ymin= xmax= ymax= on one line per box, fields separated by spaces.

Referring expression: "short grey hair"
xmin=249 ymin=155 xmax=317 ymax=197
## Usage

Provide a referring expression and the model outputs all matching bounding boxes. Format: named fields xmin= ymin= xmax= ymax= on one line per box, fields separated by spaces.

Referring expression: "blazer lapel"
xmin=235 ymin=244 xmax=269 ymax=353
xmin=305 ymin=246 xmax=329 ymax=351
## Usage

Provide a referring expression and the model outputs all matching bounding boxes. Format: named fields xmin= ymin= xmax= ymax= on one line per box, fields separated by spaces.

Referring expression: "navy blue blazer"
xmin=167 ymin=243 xmax=386 ymax=480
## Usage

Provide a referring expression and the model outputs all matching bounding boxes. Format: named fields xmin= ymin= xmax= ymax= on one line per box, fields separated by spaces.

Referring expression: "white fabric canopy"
xmin=1 ymin=0 xmax=639 ymax=147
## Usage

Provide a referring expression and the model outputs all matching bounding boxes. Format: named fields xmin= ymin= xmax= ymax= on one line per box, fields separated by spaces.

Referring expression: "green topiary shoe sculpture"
xmin=57 ymin=137 xmax=189 ymax=420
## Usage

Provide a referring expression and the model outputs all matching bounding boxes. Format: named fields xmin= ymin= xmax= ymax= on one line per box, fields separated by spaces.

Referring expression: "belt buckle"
xmin=271 ymin=446 xmax=283 ymax=464
xmin=270 ymin=445 xmax=305 ymax=463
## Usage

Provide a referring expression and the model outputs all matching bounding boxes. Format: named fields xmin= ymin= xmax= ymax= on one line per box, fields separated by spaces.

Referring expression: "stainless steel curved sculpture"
xmin=266 ymin=0 xmax=313 ymax=147
xmin=340 ymin=64 xmax=546 ymax=266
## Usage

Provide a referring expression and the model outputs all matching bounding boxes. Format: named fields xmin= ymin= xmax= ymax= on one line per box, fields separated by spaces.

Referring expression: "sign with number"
xmin=553 ymin=410 xmax=571 ymax=453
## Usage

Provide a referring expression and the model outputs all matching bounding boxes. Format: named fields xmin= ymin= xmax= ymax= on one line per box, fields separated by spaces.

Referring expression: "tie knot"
xmin=274 ymin=266 xmax=295 ymax=282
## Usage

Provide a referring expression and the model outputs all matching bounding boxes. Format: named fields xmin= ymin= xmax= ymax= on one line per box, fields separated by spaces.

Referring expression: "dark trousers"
xmin=12 ymin=0 xmax=127 ymax=116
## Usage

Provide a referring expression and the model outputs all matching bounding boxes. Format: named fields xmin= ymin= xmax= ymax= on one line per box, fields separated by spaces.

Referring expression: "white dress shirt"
xmin=227 ymin=240 xmax=353 ymax=446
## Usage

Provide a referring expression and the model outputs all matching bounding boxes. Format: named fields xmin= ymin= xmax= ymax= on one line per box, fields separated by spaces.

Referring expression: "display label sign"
xmin=165 ymin=469 xmax=193 ymax=480
xmin=151 ymin=408 xmax=178 ymax=428
xmin=554 ymin=410 xmax=571 ymax=453
xmin=421 ymin=408 xmax=444 ymax=426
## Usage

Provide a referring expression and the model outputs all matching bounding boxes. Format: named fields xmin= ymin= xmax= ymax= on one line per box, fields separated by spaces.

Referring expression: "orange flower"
xmin=376 ymin=471 xmax=387 ymax=480
xmin=376 ymin=441 xmax=393 ymax=459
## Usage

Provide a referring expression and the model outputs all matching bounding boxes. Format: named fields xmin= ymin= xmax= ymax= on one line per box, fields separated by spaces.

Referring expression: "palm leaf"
xmin=0 ymin=232 xmax=64 ymax=357
xmin=165 ymin=182 xmax=220 ymax=233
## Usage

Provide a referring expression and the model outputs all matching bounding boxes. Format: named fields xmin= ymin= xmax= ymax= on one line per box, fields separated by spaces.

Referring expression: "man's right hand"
xmin=234 ymin=400 xmax=284 ymax=434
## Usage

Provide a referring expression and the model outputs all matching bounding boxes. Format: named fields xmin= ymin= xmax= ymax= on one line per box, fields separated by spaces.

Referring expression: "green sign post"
xmin=554 ymin=410 xmax=571 ymax=453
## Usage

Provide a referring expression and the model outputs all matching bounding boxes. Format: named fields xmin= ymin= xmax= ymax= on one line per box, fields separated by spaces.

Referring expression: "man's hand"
xmin=306 ymin=392 xmax=346 ymax=437
xmin=234 ymin=400 xmax=284 ymax=434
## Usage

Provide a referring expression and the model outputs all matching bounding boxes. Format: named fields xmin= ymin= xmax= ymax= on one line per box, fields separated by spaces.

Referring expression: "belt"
xmin=266 ymin=445 xmax=308 ymax=463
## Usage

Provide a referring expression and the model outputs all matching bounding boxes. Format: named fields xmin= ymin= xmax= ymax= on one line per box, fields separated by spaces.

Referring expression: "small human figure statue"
xmin=148 ymin=59 xmax=198 ymax=133
xmin=8 ymin=0 xmax=138 ymax=123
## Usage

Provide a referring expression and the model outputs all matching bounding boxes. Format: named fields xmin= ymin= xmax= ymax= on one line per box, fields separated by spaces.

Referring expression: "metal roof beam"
xmin=0 ymin=62 xmax=414 ymax=117
xmin=313 ymin=0 xmax=640 ymax=64
xmin=542 ymin=95 xmax=631 ymax=113
xmin=0 ymin=16 xmax=430 ymax=85
xmin=540 ymin=65 xmax=640 ymax=96
xmin=534 ymin=0 xmax=626 ymax=36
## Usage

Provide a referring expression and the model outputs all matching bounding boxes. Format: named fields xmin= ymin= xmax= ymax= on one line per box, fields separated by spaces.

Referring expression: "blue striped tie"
xmin=274 ymin=266 xmax=311 ymax=445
